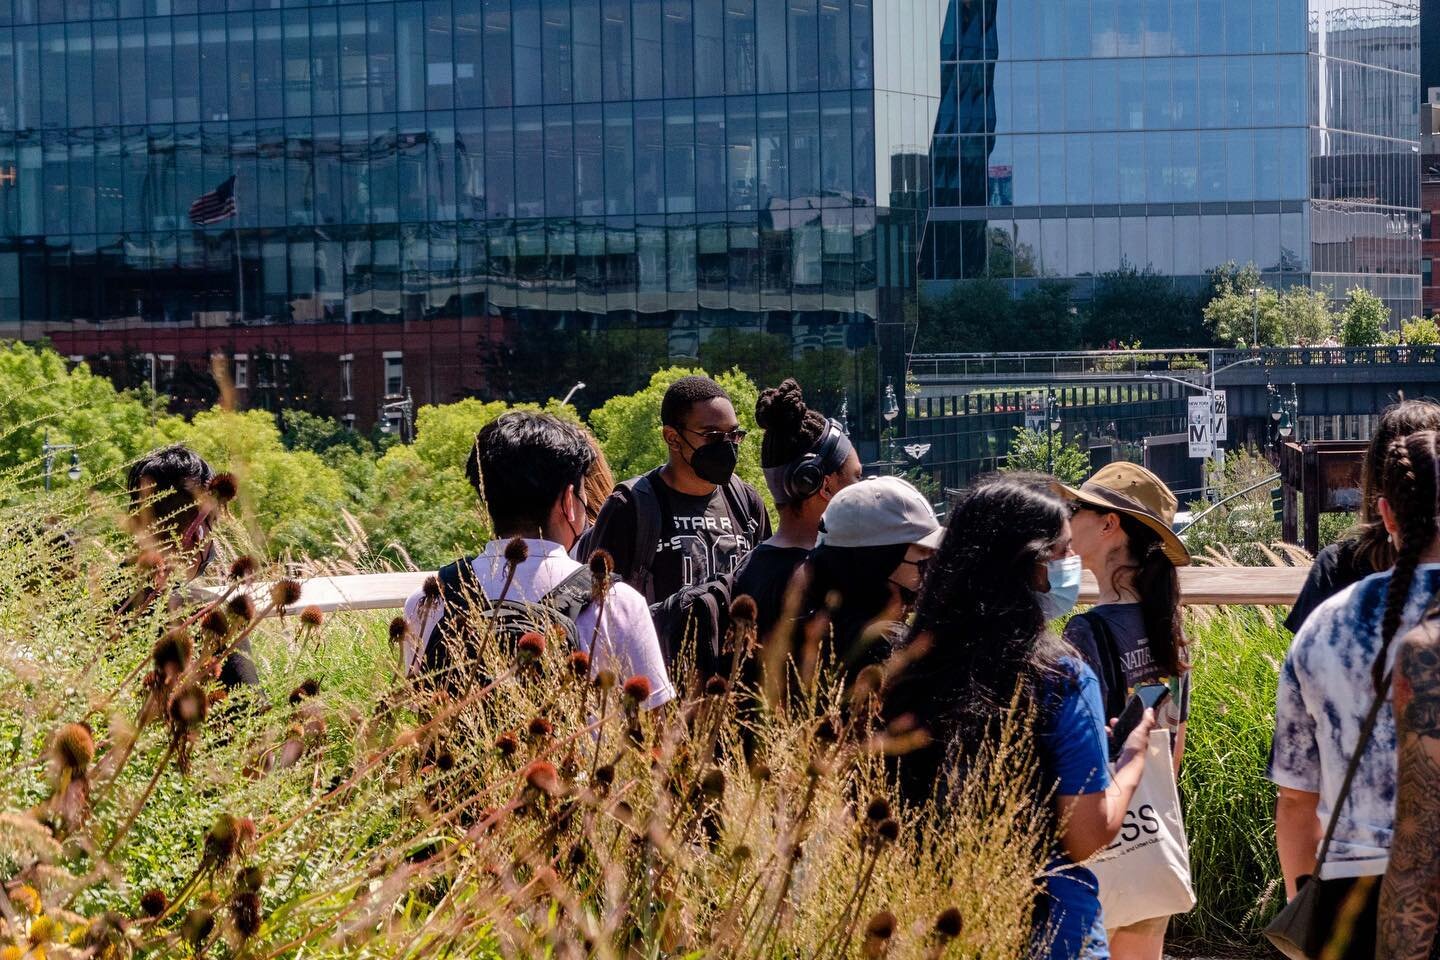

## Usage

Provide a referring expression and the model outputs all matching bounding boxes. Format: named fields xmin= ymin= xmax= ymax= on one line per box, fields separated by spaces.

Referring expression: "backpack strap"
xmin=621 ymin=470 xmax=665 ymax=605
xmin=1079 ymin=609 xmax=1130 ymax=723
xmin=540 ymin=566 xmax=599 ymax=628
xmin=425 ymin=556 xmax=487 ymax=676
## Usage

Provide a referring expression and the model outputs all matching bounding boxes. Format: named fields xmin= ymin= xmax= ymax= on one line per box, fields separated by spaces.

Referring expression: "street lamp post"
xmin=882 ymin=378 xmax=900 ymax=474
xmin=379 ymin=387 xmax=416 ymax=444
xmin=1250 ymin=287 xmax=1262 ymax=346
xmin=42 ymin=429 xmax=81 ymax=492
xmin=1143 ymin=354 xmax=1263 ymax=501
xmin=1045 ymin=388 xmax=1058 ymax=476
xmin=561 ymin=381 xmax=586 ymax=407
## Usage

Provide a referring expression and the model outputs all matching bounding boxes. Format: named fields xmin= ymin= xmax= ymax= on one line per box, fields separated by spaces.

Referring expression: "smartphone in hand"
xmin=1108 ymin=682 xmax=1171 ymax=761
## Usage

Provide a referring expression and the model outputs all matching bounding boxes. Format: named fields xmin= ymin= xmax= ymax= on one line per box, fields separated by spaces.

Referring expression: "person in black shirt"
xmin=732 ymin=378 xmax=861 ymax=641
xmin=583 ymin=375 xmax=771 ymax=607
xmin=1285 ymin=398 xmax=1440 ymax=634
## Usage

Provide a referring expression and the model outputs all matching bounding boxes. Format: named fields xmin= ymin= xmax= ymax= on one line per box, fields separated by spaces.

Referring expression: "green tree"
xmin=1339 ymin=287 xmax=1388 ymax=346
xmin=914 ymin=279 xmax=1015 ymax=353
xmin=1086 ymin=263 xmax=1209 ymax=348
xmin=1005 ymin=281 xmax=1081 ymax=351
xmin=1399 ymin=316 xmax=1440 ymax=345
xmin=0 ymin=341 xmax=175 ymax=493
xmin=1001 ymin=426 xmax=1090 ymax=484
xmin=1277 ymin=286 xmax=1337 ymax=346
xmin=588 ymin=366 xmax=767 ymax=505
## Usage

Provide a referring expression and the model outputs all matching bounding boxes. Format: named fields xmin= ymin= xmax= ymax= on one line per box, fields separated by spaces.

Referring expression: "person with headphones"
xmin=733 ymin=379 xmax=863 ymax=642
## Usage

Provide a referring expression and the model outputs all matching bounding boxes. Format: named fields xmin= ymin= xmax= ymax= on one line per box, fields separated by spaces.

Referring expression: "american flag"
xmin=188 ymin=175 xmax=237 ymax=226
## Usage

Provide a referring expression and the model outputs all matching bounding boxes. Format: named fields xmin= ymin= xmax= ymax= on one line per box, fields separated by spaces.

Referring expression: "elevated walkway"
xmin=200 ymin=566 xmax=1310 ymax=616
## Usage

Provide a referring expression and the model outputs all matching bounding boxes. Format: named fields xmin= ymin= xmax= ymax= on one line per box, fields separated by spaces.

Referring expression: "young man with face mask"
xmin=582 ymin=375 xmax=771 ymax=611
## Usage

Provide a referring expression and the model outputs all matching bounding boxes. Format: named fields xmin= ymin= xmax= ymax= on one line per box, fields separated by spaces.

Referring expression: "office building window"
xmin=383 ymin=352 xmax=404 ymax=398
xmin=339 ymin=353 xmax=354 ymax=401
xmin=234 ymin=354 xmax=248 ymax=390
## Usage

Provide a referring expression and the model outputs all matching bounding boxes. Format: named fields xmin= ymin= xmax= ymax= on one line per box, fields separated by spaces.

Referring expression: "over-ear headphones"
xmin=784 ymin=419 xmax=848 ymax=502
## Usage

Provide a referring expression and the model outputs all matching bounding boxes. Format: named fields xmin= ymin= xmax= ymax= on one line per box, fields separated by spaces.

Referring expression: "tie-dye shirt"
xmin=1267 ymin=564 xmax=1440 ymax=878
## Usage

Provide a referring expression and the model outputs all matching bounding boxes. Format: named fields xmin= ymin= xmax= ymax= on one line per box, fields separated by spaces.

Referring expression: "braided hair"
xmin=1351 ymin=398 xmax=1440 ymax=573
xmin=755 ymin=379 xmax=827 ymax=471
xmin=1373 ymin=430 xmax=1440 ymax=695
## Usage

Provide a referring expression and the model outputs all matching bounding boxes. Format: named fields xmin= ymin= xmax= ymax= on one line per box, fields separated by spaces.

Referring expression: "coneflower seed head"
xmin=299 ymin=605 xmax=324 ymax=629
xmin=288 ymin=678 xmax=320 ymax=705
xmin=865 ymin=910 xmax=897 ymax=941
xmin=877 ymin=818 xmax=900 ymax=843
xmin=594 ymin=764 xmax=615 ymax=786
xmin=421 ymin=576 xmax=441 ymax=603
xmin=230 ymin=890 xmax=262 ymax=939
xmin=594 ymin=669 xmax=617 ymax=691
xmin=139 ymin=888 xmax=168 ymax=918
xmin=228 ymin=556 xmax=257 ymax=581
xmin=503 ymin=536 xmax=529 ymax=567
xmin=153 ymin=629 xmax=193 ymax=676
xmin=52 ymin=722 xmax=95 ymax=775
xmin=495 ymin=731 xmax=519 ymax=756
xmin=622 ymin=675 xmax=651 ymax=705
xmin=181 ymin=908 xmax=214 ymax=947
xmin=934 ymin=906 xmax=964 ymax=939
xmin=168 ymin=683 xmax=208 ymax=732
xmin=208 ymin=472 xmax=239 ymax=504
xmin=729 ymin=594 xmax=758 ymax=623
xmin=517 ymin=631 xmax=545 ymax=664
xmin=270 ymin=578 xmax=302 ymax=609
xmin=865 ymin=797 xmax=892 ymax=823
xmin=227 ymin=593 xmax=256 ymax=624
xmin=567 ymin=650 xmax=591 ymax=680
xmin=527 ymin=716 xmax=553 ymax=739
xmin=200 ymin=609 xmax=229 ymax=638
xmin=522 ymin=760 xmax=560 ymax=797
xmin=235 ymin=865 xmax=264 ymax=894
xmin=704 ymin=675 xmax=729 ymax=697
xmin=388 ymin=616 xmax=408 ymax=644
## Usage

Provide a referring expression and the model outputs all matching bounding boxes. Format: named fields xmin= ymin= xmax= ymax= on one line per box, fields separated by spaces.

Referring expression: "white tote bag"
xmin=1087 ymin=729 xmax=1197 ymax=930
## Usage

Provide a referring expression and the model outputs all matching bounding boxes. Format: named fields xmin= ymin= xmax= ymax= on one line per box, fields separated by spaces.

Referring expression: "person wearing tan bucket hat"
xmin=1055 ymin=463 xmax=1192 ymax=960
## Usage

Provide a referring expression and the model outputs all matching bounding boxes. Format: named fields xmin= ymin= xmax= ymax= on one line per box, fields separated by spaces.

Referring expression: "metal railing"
xmin=909 ymin=346 xmax=1440 ymax=382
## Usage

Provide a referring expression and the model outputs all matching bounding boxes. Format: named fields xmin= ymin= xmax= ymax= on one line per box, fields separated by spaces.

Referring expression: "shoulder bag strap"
xmin=626 ymin=471 xmax=665 ymax=604
xmin=1314 ymin=669 xmax=1394 ymax=871
xmin=1080 ymin=610 xmax=1130 ymax=722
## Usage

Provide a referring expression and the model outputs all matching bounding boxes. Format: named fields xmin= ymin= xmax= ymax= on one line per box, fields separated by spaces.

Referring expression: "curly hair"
xmin=755 ymin=378 xmax=827 ymax=469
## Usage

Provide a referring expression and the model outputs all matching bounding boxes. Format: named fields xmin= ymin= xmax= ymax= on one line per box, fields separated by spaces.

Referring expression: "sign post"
xmin=1188 ymin=396 xmax=1214 ymax=459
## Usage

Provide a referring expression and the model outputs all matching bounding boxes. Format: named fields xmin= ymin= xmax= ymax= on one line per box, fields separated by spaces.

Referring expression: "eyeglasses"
xmin=683 ymin=427 xmax=748 ymax=445
xmin=899 ymin=556 xmax=932 ymax=581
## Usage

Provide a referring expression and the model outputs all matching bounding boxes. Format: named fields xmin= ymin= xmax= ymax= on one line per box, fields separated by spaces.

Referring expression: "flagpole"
xmin=234 ymin=219 xmax=244 ymax=321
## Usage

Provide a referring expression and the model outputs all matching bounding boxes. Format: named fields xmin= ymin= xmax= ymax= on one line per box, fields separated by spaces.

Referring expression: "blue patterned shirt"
xmin=1267 ymin=564 xmax=1440 ymax=878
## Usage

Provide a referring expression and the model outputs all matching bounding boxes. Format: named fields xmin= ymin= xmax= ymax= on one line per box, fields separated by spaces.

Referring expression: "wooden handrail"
xmin=197 ymin=566 xmax=1310 ymax=617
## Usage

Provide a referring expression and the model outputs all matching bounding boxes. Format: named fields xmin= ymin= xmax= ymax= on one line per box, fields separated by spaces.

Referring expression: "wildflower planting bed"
xmin=0 ymin=489 xmax=1291 ymax=958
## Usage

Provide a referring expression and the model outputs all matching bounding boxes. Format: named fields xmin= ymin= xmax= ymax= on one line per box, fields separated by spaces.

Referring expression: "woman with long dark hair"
xmin=1057 ymin=463 xmax=1190 ymax=960
xmin=1270 ymin=430 xmax=1440 ymax=958
xmin=1285 ymin=398 xmax=1440 ymax=634
xmin=884 ymin=476 xmax=1155 ymax=960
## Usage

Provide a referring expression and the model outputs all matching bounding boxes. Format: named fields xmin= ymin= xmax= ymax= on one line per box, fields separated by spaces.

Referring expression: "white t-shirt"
xmin=402 ymin=538 xmax=675 ymax=711
xmin=1268 ymin=564 xmax=1440 ymax=878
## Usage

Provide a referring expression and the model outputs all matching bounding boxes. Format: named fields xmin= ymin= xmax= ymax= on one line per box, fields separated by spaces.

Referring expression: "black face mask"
xmin=686 ymin=437 xmax=739 ymax=486
xmin=890 ymin=579 xmax=920 ymax=611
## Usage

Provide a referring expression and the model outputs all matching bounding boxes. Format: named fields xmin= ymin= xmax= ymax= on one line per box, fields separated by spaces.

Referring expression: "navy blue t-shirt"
xmin=1035 ymin=657 xmax=1113 ymax=960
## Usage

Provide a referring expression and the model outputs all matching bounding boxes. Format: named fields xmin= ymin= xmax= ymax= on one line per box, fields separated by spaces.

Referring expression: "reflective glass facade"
xmin=2 ymin=0 xmax=941 ymax=439
xmin=921 ymin=0 xmax=1421 ymax=317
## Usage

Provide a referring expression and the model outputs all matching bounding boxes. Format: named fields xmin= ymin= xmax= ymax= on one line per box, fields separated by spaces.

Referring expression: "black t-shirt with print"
xmin=732 ymin=543 xmax=810 ymax=643
xmin=583 ymin=469 xmax=770 ymax=605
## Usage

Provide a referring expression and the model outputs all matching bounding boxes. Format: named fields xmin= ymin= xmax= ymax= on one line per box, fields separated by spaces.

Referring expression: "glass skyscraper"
xmin=0 ymin=0 xmax=941 ymax=441
xmin=921 ymin=0 xmax=1421 ymax=317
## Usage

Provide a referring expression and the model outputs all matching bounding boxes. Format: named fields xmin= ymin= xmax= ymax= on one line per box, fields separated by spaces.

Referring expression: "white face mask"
xmin=1035 ymin=554 xmax=1083 ymax=621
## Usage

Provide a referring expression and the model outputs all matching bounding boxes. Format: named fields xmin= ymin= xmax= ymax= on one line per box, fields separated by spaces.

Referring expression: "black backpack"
xmin=420 ymin=557 xmax=605 ymax=690
xmin=622 ymin=468 xmax=763 ymax=676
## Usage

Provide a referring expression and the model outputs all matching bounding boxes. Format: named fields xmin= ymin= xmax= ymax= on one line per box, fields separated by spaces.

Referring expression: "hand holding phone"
xmin=1109 ymin=682 xmax=1170 ymax=761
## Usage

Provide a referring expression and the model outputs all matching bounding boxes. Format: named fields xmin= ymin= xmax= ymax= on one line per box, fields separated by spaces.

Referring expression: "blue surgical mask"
xmin=1036 ymin=555 xmax=1083 ymax=621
